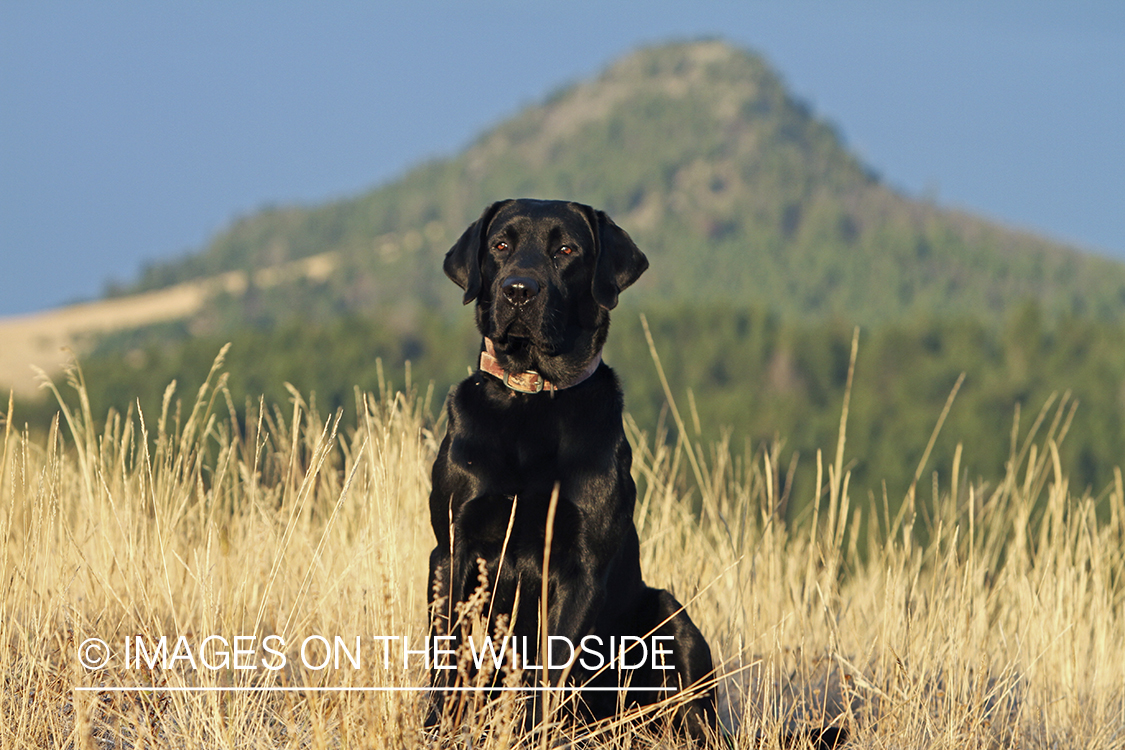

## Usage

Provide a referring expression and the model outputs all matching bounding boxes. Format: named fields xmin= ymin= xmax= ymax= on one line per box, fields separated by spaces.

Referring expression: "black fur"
xmin=427 ymin=199 xmax=716 ymax=737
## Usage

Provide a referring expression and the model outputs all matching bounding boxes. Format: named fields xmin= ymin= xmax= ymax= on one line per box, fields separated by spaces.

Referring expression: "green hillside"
xmin=17 ymin=40 xmax=1125 ymax=538
xmin=46 ymin=303 xmax=1125 ymax=540
xmin=130 ymin=40 xmax=1125 ymax=329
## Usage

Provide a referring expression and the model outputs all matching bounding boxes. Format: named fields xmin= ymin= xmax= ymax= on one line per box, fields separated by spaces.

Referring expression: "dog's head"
xmin=443 ymin=199 xmax=648 ymax=384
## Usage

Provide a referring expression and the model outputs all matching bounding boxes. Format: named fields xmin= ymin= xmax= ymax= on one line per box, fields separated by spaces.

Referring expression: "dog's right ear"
xmin=444 ymin=201 xmax=510 ymax=305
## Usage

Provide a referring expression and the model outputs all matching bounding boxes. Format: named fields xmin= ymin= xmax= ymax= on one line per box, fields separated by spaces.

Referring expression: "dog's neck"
xmin=479 ymin=337 xmax=601 ymax=394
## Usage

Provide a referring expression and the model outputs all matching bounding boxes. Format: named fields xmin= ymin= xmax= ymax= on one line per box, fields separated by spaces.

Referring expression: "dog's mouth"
xmin=492 ymin=307 xmax=551 ymax=351
xmin=490 ymin=323 xmax=562 ymax=371
xmin=502 ymin=319 xmax=534 ymax=340
xmin=492 ymin=331 xmax=551 ymax=359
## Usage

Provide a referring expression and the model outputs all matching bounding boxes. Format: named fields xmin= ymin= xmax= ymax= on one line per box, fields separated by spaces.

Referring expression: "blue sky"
xmin=2 ymin=1 xmax=1122 ymax=317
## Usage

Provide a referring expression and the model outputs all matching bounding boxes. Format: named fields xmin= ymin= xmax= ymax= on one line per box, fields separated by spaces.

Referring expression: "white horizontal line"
xmin=73 ymin=686 xmax=677 ymax=693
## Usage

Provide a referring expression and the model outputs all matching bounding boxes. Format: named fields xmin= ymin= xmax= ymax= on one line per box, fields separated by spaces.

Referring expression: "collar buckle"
xmin=503 ymin=370 xmax=546 ymax=394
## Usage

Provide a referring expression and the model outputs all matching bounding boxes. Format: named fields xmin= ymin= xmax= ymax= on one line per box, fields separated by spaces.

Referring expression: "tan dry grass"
xmin=0 ymin=342 xmax=1123 ymax=748
xmin=0 ymin=284 xmax=209 ymax=398
xmin=0 ymin=253 xmax=339 ymax=398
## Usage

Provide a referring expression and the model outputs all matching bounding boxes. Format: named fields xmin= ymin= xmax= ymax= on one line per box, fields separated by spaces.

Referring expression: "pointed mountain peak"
xmin=126 ymin=39 xmax=1125 ymax=327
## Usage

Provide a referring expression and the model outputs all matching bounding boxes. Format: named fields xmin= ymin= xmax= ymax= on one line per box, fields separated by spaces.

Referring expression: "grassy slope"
xmin=1 ymin=355 xmax=1122 ymax=748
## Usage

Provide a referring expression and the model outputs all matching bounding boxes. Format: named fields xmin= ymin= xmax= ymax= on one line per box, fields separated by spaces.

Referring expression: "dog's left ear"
xmin=587 ymin=209 xmax=649 ymax=310
xmin=444 ymin=200 xmax=510 ymax=305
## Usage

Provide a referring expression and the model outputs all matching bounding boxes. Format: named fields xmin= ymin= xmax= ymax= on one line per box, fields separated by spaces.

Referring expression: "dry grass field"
xmin=1 ymin=340 xmax=1123 ymax=748
xmin=0 ymin=252 xmax=339 ymax=399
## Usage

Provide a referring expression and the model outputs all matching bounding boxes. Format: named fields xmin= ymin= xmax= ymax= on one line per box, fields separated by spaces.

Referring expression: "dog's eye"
xmin=555 ymin=245 xmax=575 ymax=257
xmin=493 ymin=241 xmax=510 ymax=252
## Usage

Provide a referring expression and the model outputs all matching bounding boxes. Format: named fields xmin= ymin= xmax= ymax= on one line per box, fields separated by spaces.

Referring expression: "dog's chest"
xmin=450 ymin=391 xmax=589 ymax=485
xmin=446 ymin=401 xmax=592 ymax=546
xmin=448 ymin=420 xmax=566 ymax=496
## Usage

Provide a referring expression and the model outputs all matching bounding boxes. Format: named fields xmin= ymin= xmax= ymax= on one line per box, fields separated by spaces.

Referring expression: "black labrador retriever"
xmin=427 ymin=199 xmax=716 ymax=737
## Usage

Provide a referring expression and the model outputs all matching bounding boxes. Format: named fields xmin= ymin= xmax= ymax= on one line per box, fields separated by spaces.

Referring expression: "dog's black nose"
xmin=501 ymin=276 xmax=540 ymax=306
